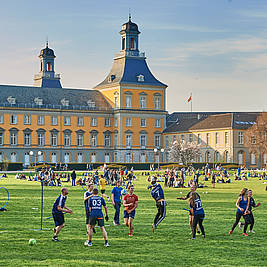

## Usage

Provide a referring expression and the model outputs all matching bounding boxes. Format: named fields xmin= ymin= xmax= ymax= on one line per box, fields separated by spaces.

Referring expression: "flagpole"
xmin=190 ymin=93 xmax=192 ymax=112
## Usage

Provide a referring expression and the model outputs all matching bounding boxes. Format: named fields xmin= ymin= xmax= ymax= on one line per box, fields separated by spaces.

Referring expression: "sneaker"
xmin=228 ymin=230 xmax=233 ymax=235
xmin=107 ymin=197 xmax=110 ymax=201
xmin=113 ymin=221 xmax=120 ymax=226
xmin=128 ymin=233 xmax=133 ymax=236
xmin=152 ymin=224 xmax=156 ymax=233
xmin=104 ymin=242 xmax=110 ymax=247
xmin=192 ymin=237 xmax=196 ymax=240
xmin=202 ymin=235 xmax=205 ymax=238
xmin=249 ymin=230 xmax=255 ymax=233
xmin=242 ymin=233 xmax=248 ymax=237
xmin=52 ymin=237 xmax=60 ymax=242
xmin=238 ymin=222 xmax=243 ymax=230
xmin=84 ymin=240 xmax=89 ymax=246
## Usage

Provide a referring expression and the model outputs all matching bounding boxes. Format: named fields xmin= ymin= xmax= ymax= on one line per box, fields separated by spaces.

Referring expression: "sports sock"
xmin=105 ymin=240 xmax=108 ymax=244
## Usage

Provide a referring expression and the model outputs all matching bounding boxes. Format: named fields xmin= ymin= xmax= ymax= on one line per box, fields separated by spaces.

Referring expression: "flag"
xmin=187 ymin=95 xmax=192 ymax=103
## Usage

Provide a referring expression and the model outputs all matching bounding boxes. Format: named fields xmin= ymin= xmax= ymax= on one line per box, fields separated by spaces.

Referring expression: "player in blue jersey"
xmin=150 ymin=177 xmax=166 ymax=232
xmin=229 ymin=188 xmax=250 ymax=236
xmin=85 ymin=188 xmax=109 ymax=247
xmin=84 ymin=183 xmax=96 ymax=234
xmin=189 ymin=192 xmax=205 ymax=239
xmin=52 ymin=187 xmax=72 ymax=242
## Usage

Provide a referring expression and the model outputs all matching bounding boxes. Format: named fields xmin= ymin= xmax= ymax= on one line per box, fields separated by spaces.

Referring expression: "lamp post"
xmin=161 ymin=148 xmax=165 ymax=164
xmin=154 ymin=148 xmax=159 ymax=170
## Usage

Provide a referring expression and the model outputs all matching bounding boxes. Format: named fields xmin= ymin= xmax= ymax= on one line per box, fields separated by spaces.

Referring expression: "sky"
xmin=0 ymin=0 xmax=266 ymax=113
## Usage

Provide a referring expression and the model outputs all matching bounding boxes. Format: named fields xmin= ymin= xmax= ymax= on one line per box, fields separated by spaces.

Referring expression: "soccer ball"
xmin=122 ymin=189 xmax=127 ymax=195
xmin=29 ymin=239 xmax=36 ymax=246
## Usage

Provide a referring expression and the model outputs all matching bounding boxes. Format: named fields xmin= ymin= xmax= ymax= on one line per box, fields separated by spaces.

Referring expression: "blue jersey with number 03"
xmin=190 ymin=198 xmax=204 ymax=215
xmin=151 ymin=184 xmax=164 ymax=201
xmin=89 ymin=195 xmax=106 ymax=217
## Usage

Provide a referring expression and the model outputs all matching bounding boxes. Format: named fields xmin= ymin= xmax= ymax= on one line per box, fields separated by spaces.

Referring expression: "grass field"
xmin=0 ymin=172 xmax=266 ymax=267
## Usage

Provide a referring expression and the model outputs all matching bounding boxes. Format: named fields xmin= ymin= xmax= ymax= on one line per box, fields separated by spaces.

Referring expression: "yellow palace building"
xmin=0 ymin=17 xmax=167 ymax=166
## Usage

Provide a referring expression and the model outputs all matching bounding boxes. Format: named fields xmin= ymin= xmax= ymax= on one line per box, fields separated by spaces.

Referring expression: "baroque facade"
xmin=0 ymin=18 xmax=167 ymax=166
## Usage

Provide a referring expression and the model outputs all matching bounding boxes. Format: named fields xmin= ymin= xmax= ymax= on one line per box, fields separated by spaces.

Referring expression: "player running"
xmin=123 ymin=185 xmax=138 ymax=236
xmin=85 ymin=188 xmax=109 ymax=247
xmin=99 ymin=175 xmax=110 ymax=201
xmin=229 ymin=188 xmax=250 ymax=236
xmin=239 ymin=189 xmax=261 ymax=233
xmin=52 ymin=187 xmax=72 ymax=242
xmin=150 ymin=177 xmax=166 ymax=232
xmin=189 ymin=192 xmax=205 ymax=239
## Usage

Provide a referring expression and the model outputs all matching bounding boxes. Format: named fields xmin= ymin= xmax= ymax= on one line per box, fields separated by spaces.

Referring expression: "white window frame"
xmin=140 ymin=95 xmax=147 ymax=108
xmin=155 ymin=119 xmax=161 ymax=128
xmin=140 ymin=135 xmax=147 ymax=148
xmin=140 ymin=118 xmax=146 ymax=127
xmin=24 ymin=114 xmax=31 ymax=125
xmin=91 ymin=117 xmax=97 ymax=127
xmin=24 ymin=133 xmax=31 ymax=146
xmin=77 ymin=133 xmax=84 ymax=146
xmin=64 ymin=116 xmax=71 ymax=126
xmin=37 ymin=132 xmax=45 ymax=146
xmin=126 ymin=117 xmax=132 ymax=127
xmin=154 ymin=135 xmax=160 ymax=147
xmin=125 ymin=95 xmax=132 ymax=108
xmin=238 ymin=132 xmax=244 ymax=145
xmin=10 ymin=132 xmax=17 ymax=145
xmin=154 ymin=95 xmax=161 ymax=110
xmin=77 ymin=117 xmax=84 ymax=126
xmin=51 ymin=116 xmax=58 ymax=126
xmin=37 ymin=115 xmax=44 ymax=125
xmin=104 ymin=118 xmax=111 ymax=127
xmin=51 ymin=133 xmax=58 ymax=146
xmin=10 ymin=114 xmax=17 ymax=125
xmin=64 ymin=133 xmax=71 ymax=146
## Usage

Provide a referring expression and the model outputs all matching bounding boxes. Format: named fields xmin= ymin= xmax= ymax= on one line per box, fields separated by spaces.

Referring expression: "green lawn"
xmin=0 ymin=172 xmax=266 ymax=267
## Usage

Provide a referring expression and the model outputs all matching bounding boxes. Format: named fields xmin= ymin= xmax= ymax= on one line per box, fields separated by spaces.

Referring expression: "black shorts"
xmin=89 ymin=216 xmax=104 ymax=227
xmin=101 ymin=189 xmax=105 ymax=194
xmin=53 ymin=213 xmax=65 ymax=227
xmin=85 ymin=210 xmax=90 ymax=224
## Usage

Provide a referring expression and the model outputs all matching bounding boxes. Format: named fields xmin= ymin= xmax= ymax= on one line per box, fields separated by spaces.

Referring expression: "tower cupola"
xmin=34 ymin=42 xmax=62 ymax=88
xmin=120 ymin=15 xmax=140 ymax=56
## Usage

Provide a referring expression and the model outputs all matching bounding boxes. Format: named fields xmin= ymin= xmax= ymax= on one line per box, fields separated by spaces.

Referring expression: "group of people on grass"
xmin=52 ymin=180 xmax=139 ymax=246
xmin=51 ymin=172 xmax=262 ymax=246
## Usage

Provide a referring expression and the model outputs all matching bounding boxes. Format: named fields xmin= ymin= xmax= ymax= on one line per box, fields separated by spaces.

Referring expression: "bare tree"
xmin=169 ymin=140 xmax=200 ymax=166
xmin=245 ymin=112 xmax=267 ymax=168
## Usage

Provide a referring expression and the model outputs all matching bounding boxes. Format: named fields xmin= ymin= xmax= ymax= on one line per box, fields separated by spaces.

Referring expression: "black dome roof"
xmin=39 ymin=44 xmax=55 ymax=57
xmin=121 ymin=18 xmax=140 ymax=33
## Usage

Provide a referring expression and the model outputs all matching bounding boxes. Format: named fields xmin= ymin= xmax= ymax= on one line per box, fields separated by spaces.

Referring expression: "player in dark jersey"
xmin=239 ymin=189 xmax=261 ymax=233
xmin=229 ymin=188 xmax=250 ymax=236
xmin=177 ymin=184 xmax=200 ymax=233
xmin=85 ymin=188 xmax=109 ymax=247
xmin=189 ymin=192 xmax=205 ymax=239
xmin=52 ymin=187 xmax=72 ymax=242
xmin=149 ymin=177 xmax=166 ymax=233
xmin=84 ymin=183 xmax=95 ymax=234
xmin=123 ymin=185 xmax=138 ymax=236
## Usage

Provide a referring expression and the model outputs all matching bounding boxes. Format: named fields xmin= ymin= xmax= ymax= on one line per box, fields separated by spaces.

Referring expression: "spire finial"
xmin=129 ymin=8 xmax=131 ymax=21
xmin=46 ymin=36 xmax=49 ymax=48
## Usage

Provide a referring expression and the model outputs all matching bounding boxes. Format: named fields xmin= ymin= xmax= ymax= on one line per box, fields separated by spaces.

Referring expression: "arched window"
xmin=238 ymin=151 xmax=244 ymax=165
xmin=250 ymin=153 xmax=256 ymax=165
xmin=122 ymin=37 xmax=125 ymax=50
xmin=130 ymin=38 xmax=136 ymax=49
xmin=224 ymin=151 xmax=229 ymax=163
xmin=205 ymin=151 xmax=211 ymax=162
xmin=215 ymin=151 xmax=220 ymax=162
xmin=47 ymin=62 xmax=52 ymax=71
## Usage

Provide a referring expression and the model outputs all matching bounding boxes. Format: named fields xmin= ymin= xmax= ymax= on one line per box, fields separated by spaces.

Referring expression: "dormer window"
xmin=61 ymin=98 xmax=69 ymax=107
xmin=34 ymin=97 xmax=43 ymax=105
xmin=108 ymin=75 xmax=116 ymax=83
xmin=87 ymin=100 xmax=95 ymax=108
xmin=137 ymin=74 xmax=144 ymax=82
xmin=7 ymin=96 xmax=16 ymax=104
